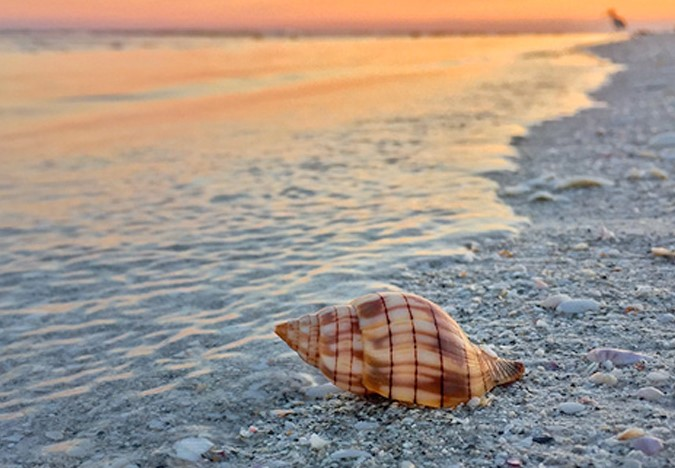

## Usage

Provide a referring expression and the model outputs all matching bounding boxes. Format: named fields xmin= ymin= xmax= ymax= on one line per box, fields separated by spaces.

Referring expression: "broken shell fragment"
xmin=617 ymin=427 xmax=646 ymax=441
xmin=275 ymin=292 xmax=525 ymax=408
xmin=586 ymin=348 xmax=650 ymax=366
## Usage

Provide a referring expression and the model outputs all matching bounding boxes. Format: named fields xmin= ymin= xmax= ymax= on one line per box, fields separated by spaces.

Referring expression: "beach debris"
xmin=571 ymin=242 xmax=589 ymax=251
xmin=598 ymin=225 xmax=617 ymax=241
xmin=498 ymin=249 xmax=514 ymax=258
xmin=646 ymin=371 xmax=669 ymax=384
xmin=274 ymin=292 xmax=524 ymax=408
xmin=589 ymin=372 xmax=618 ymax=386
xmin=555 ymin=299 xmax=600 ymax=315
xmin=587 ymin=348 xmax=650 ymax=366
xmin=554 ymin=176 xmax=613 ymax=191
xmin=506 ymin=458 xmax=523 ymax=467
xmin=239 ymin=426 xmax=258 ymax=438
xmin=636 ymin=386 xmax=665 ymax=401
xmin=540 ymin=294 xmax=571 ymax=309
xmin=624 ymin=303 xmax=644 ymax=314
xmin=330 ymin=449 xmax=371 ymax=460
xmin=531 ymin=277 xmax=549 ymax=289
xmin=630 ymin=436 xmax=664 ymax=456
xmin=648 ymin=166 xmax=668 ymax=179
xmin=202 ymin=446 xmax=231 ymax=462
xmin=558 ymin=401 xmax=585 ymax=414
xmin=528 ymin=191 xmax=557 ymax=202
xmin=650 ymin=247 xmax=675 ymax=259
xmin=648 ymin=131 xmax=675 ymax=149
xmin=309 ymin=433 xmax=330 ymax=450
xmin=174 ymin=437 xmax=214 ymax=462
xmin=270 ymin=409 xmax=294 ymax=418
xmin=616 ymin=427 xmax=646 ymax=441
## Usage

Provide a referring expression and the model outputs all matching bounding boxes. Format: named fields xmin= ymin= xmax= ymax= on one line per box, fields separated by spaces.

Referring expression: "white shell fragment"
xmin=309 ymin=433 xmax=330 ymax=450
xmin=586 ymin=348 xmax=650 ymax=366
xmin=556 ymin=299 xmax=600 ymax=315
xmin=174 ymin=437 xmax=214 ymax=462
xmin=630 ymin=436 xmax=664 ymax=456
xmin=589 ymin=372 xmax=618 ymax=386
xmin=559 ymin=402 xmax=586 ymax=414
xmin=554 ymin=176 xmax=613 ymax=190
xmin=636 ymin=386 xmax=665 ymax=401
xmin=540 ymin=294 xmax=571 ymax=309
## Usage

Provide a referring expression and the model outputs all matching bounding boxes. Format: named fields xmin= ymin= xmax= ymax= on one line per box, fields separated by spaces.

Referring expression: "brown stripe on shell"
xmin=377 ymin=293 xmax=394 ymax=400
xmin=402 ymin=294 xmax=419 ymax=404
xmin=428 ymin=301 xmax=445 ymax=407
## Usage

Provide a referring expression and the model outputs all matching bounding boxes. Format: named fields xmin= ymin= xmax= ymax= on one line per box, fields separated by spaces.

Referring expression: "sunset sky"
xmin=2 ymin=1 xmax=675 ymax=32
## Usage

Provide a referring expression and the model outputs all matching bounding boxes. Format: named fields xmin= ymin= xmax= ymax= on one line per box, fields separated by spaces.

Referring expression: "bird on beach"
xmin=607 ymin=9 xmax=627 ymax=31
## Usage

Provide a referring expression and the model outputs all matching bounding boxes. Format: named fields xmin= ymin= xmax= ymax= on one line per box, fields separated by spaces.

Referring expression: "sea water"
xmin=0 ymin=31 xmax=618 ymax=417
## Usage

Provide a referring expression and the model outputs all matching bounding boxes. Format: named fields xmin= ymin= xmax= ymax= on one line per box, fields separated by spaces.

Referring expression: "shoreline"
xmin=2 ymin=33 xmax=674 ymax=468
xmin=228 ymin=33 xmax=674 ymax=467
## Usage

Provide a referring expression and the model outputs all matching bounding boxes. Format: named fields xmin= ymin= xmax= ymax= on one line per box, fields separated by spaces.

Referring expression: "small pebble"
xmin=528 ymin=191 xmax=557 ymax=202
xmin=589 ymin=372 xmax=618 ymax=386
xmin=174 ymin=437 xmax=214 ymax=462
xmin=556 ymin=299 xmax=600 ymax=315
xmin=540 ymin=294 xmax=570 ymax=309
xmin=636 ymin=386 xmax=665 ymax=401
xmin=646 ymin=371 xmax=669 ymax=384
xmin=467 ymin=396 xmax=481 ymax=409
xmin=304 ymin=383 xmax=342 ymax=399
xmin=330 ymin=449 xmax=371 ymax=460
xmin=631 ymin=436 xmax=664 ymax=456
xmin=559 ymin=402 xmax=585 ymax=414
xmin=309 ymin=433 xmax=330 ymax=450
xmin=399 ymin=461 xmax=416 ymax=468
xmin=571 ymin=242 xmax=589 ymax=251
xmin=532 ymin=435 xmax=555 ymax=444
xmin=354 ymin=421 xmax=379 ymax=431
xmin=45 ymin=431 xmax=64 ymax=441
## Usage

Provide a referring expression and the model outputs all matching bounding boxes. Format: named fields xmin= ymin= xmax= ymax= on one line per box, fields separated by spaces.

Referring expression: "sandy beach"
xmin=1 ymin=33 xmax=674 ymax=467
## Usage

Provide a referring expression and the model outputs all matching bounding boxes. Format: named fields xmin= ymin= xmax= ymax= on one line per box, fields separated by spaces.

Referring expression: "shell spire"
xmin=275 ymin=292 xmax=524 ymax=408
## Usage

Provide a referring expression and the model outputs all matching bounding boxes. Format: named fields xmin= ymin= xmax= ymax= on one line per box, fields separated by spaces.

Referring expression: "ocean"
xmin=0 ymin=31 xmax=618 ymax=417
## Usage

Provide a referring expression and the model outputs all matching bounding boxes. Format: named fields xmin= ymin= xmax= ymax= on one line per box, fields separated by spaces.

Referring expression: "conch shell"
xmin=275 ymin=292 xmax=524 ymax=408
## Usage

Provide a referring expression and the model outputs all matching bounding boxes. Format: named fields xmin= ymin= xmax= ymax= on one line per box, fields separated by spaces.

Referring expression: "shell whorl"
xmin=275 ymin=292 xmax=524 ymax=408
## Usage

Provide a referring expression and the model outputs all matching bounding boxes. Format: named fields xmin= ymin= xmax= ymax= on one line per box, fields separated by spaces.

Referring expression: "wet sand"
xmin=2 ymin=33 xmax=674 ymax=467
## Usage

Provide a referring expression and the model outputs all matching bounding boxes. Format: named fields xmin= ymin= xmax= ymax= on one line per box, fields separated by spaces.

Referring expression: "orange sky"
xmin=2 ymin=1 xmax=674 ymax=31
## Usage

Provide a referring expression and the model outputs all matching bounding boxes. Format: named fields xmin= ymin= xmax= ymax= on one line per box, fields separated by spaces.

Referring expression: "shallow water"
xmin=0 ymin=32 xmax=617 ymax=418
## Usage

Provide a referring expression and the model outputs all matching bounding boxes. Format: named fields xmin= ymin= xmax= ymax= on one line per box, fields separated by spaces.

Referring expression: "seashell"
xmin=275 ymin=292 xmax=525 ymax=408
xmin=556 ymin=299 xmax=600 ymax=315
xmin=635 ymin=386 xmax=665 ymax=401
xmin=630 ymin=436 xmax=664 ymax=456
xmin=586 ymin=348 xmax=650 ymax=366
xmin=616 ymin=427 xmax=646 ymax=441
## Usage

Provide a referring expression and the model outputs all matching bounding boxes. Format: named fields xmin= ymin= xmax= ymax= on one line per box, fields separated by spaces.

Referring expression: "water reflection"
xmin=0 ymin=32 xmax=618 ymax=421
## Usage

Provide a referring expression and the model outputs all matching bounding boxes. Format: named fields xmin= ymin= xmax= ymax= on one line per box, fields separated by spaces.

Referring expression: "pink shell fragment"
xmin=586 ymin=348 xmax=650 ymax=366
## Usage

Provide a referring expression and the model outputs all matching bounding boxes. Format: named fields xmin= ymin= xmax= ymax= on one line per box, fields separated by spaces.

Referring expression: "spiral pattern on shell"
xmin=275 ymin=292 xmax=524 ymax=408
